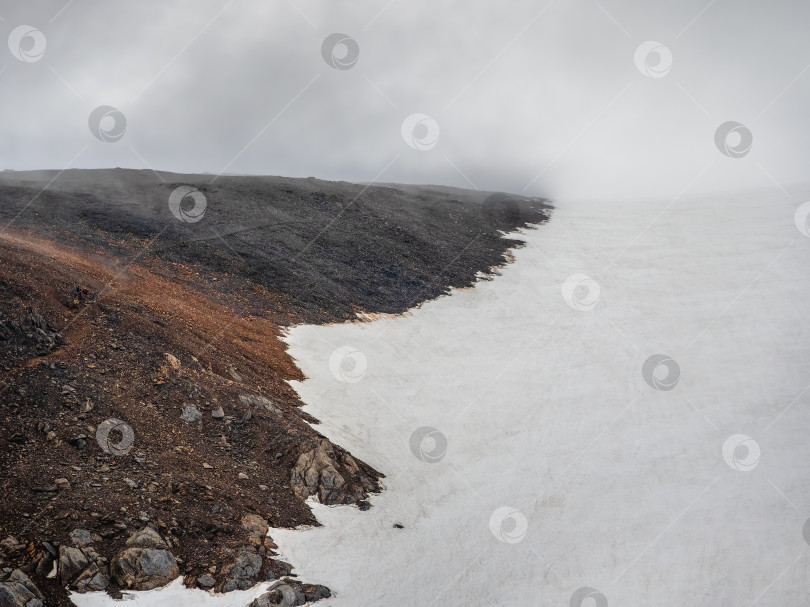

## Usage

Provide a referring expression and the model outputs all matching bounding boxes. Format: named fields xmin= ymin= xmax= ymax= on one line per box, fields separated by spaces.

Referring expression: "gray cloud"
xmin=0 ymin=0 xmax=808 ymax=200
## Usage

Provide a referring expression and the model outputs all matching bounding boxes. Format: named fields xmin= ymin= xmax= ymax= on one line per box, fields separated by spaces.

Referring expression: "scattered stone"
xmin=203 ymin=463 xmax=214 ymax=469
xmin=125 ymin=527 xmax=168 ymax=549
xmin=69 ymin=529 xmax=101 ymax=548
xmin=31 ymin=486 xmax=57 ymax=494
xmin=164 ymin=353 xmax=181 ymax=371
xmin=0 ymin=538 xmax=20 ymax=554
xmin=241 ymin=514 xmax=269 ymax=547
xmin=393 ymin=523 xmax=404 ymax=529
xmin=238 ymin=472 xmax=249 ymax=481
xmin=211 ymin=407 xmax=225 ymax=419
xmin=35 ymin=548 xmax=56 ymax=579
xmin=41 ymin=542 xmax=57 ymax=558
xmin=196 ymin=574 xmax=216 ymax=589
xmin=181 ymin=404 xmax=202 ymax=424
xmin=67 ymin=435 xmax=87 ymax=450
xmin=54 ymin=478 xmax=71 ymax=490
xmin=239 ymin=394 xmax=282 ymax=415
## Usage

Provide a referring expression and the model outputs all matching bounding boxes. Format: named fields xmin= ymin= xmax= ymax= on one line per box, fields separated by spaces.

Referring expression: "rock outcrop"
xmin=0 ymin=569 xmax=44 ymax=607
xmin=291 ymin=439 xmax=376 ymax=505
xmin=0 ymin=309 xmax=62 ymax=356
xmin=220 ymin=548 xmax=263 ymax=593
xmin=248 ymin=580 xmax=331 ymax=607
xmin=110 ymin=527 xmax=179 ymax=591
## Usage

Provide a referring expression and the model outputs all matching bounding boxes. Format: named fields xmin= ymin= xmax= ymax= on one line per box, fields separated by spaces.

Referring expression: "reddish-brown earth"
xmin=0 ymin=170 xmax=551 ymax=606
xmin=0 ymin=230 xmax=378 ymax=605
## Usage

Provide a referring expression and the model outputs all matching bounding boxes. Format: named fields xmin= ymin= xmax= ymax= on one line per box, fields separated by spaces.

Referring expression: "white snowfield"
xmin=273 ymin=191 xmax=810 ymax=606
xmin=74 ymin=190 xmax=810 ymax=606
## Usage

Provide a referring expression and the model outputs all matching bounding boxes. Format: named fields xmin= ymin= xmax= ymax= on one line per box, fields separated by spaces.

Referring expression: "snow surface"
xmin=272 ymin=191 xmax=810 ymax=606
xmin=74 ymin=191 xmax=810 ymax=606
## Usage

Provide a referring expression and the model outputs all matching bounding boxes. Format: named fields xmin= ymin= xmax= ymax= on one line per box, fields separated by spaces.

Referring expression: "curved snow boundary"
xmin=271 ymin=190 xmax=810 ymax=606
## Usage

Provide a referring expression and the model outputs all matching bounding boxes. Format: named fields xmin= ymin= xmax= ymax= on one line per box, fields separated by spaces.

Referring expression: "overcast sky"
xmin=1 ymin=0 xmax=808 ymax=200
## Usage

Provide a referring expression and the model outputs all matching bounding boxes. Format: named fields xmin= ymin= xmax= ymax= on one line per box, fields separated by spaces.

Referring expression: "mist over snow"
xmin=1 ymin=0 xmax=808 ymax=200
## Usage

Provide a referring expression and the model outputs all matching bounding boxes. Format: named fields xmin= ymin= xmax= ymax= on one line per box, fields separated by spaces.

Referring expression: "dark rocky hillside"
xmin=0 ymin=169 xmax=550 ymax=606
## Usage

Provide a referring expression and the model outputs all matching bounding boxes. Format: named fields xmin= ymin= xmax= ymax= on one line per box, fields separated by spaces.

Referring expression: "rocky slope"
xmin=0 ymin=169 xmax=550 ymax=606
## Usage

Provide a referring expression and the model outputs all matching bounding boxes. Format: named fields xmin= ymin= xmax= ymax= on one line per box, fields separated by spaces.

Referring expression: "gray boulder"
xmin=0 ymin=569 xmax=43 ymax=607
xmin=69 ymin=529 xmax=101 ymax=548
xmin=111 ymin=548 xmax=179 ymax=590
xmin=181 ymin=404 xmax=202 ymax=423
xmin=74 ymin=562 xmax=110 ymax=591
xmin=220 ymin=548 xmax=262 ymax=592
xmin=125 ymin=527 xmax=168 ymax=549
xmin=59 ymin=545 xmax=90 ymax=585
xmin=249 ymin=580 xmax=331 ymax=607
